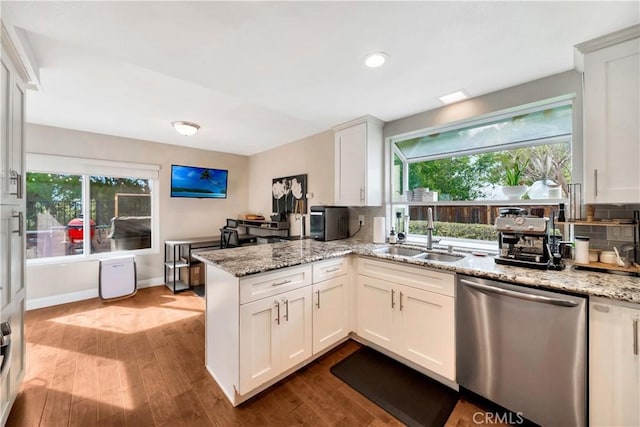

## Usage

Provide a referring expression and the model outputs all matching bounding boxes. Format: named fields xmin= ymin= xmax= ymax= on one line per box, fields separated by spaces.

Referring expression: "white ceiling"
xmin=3 ymin=1 xmax=639 ymax=156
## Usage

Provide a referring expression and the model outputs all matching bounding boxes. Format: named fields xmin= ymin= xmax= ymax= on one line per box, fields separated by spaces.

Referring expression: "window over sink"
xmin=390 ymin=96 xmax=574 ymax=247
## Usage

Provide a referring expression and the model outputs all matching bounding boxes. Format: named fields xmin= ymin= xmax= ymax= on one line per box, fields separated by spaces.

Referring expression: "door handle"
xmin=12 ymin=212 xmax=23 ymax=236
xmin=391 ymin=289 xmax=395 ymax=309
xmin=274 ymin=301 xmax=280 ymax=325
xmin=9 ymin=170 xmax=22 ymax=199
xmin=399 ymin=291 xmax=404 ymax=311
xmin=459 ymin=279 xmax=580 ymax=307
xmin=284 ymin=299 xmax=289 ymax=322
xmin=316 ymin=289 xmax=320 ymax=309
xmin=633 ymin=318 xmax=638 ymax=356
xmin=360 ymin=187 xmax=365 ymax=203
xmin=594 ymin=169 xmax=598 ymax=197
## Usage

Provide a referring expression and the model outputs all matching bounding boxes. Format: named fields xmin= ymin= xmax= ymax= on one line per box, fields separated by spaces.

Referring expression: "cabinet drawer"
xmin=357 ymin=257 xmax=454 ymax=297
xmin=313 ymin=257 xmax=349 ymax=283
xmin=240 ymin=265 xmax=312 ymax=304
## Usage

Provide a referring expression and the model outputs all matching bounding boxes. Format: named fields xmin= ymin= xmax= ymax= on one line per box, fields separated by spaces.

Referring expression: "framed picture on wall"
xmin=272 ymin=174 xmax=307 ymax=214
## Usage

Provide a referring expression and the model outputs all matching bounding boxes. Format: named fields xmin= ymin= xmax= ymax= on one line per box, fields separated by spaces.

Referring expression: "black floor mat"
xmin=191 ymin=285 xmax=204 ymax=298
xmin=330 ymin=346 xmax=459 ymax=427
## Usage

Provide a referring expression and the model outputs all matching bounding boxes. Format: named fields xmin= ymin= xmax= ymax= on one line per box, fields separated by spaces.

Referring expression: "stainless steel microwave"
xmin=309 ymin=206 xmax=349 ymax=241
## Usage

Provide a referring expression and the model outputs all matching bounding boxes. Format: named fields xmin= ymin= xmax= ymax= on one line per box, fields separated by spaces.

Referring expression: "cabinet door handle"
xmin=594 ymin=169 xmax=598 ymax=197
xmin=360 ymin=187 xmax=365 ymax=203
xmin=633 ymin=318 xmax=638 ymax=356
xmin=399 ymin=291 xmax=404 ymax=311
xmin=325 ymin=267 xmax=341 ymax=273
xmin=391 ymin=289 xmax=395 ymax=309
xmin=284 ymin=299 xmax=289 ymax=322
xmin=274 ymin=301 xmax=280 ymax=325
xmin=316 ymin=289 xmax=320 ymax=309
xmin=272 ymin=279 xmax=292 ymax=287
xmin=9 ymin=170 xmax=22 ymax=199
xmin=12 ymin=212 xmax=23 ymax=236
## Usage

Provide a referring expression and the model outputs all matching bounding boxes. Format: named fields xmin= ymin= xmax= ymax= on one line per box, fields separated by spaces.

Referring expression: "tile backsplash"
xmin=347 ymin=206 xmax=386 ymax=242
xmin=573 ymin=204 xmax=639 ymax=252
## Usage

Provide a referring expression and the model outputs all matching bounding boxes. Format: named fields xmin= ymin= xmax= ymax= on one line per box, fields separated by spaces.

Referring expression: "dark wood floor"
xmin=7 ymin=286 xmax=494 ymax=427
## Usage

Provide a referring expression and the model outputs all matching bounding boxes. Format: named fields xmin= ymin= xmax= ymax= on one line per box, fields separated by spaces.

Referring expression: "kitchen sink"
xmin=415 ymin=252 xmax=465 ymax=262
xmin=373 ymin=246 xmax=465 ymax=263
xmin=374 ymin=246 xmax=426 ymax=257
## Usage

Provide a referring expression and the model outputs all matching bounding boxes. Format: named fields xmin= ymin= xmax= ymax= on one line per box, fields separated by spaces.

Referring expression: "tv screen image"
xmin=171 ymin=164 xmax=228 ymax=199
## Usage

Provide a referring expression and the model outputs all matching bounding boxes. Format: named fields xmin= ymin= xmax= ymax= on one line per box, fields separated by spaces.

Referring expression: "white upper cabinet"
xmin=334 ymin=116 xmax=384 ymax=206
xmin=577 ymin=26 xmax=640 ymax=204
xmin=1 ymin=49 xmax=26 ymax=205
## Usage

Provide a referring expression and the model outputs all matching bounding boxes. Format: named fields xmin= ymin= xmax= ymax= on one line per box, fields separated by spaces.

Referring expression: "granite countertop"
xmin=192 ymin=239 xmax=640 ymax=304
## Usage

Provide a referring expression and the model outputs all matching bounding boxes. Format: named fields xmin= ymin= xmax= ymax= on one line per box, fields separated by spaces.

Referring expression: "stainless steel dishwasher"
xmin=456 ymin=275 xmax=587 ymax=426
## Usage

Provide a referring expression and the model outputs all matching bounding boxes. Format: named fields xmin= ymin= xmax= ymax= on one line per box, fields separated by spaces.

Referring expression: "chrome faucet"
xmin=426 ymin=207 xmax=434 ymax=250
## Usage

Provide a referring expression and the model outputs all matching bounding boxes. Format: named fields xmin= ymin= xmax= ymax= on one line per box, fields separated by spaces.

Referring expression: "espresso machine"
xmin=495 ymin=207 xmax=558 ymax=269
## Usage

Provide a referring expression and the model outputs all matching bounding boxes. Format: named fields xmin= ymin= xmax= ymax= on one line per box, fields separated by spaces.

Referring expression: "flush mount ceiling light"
xmin=438 ymin=90 xmax=470 ymax=104
xmin=364 ymin=52 xmax=389 ymax=68
xmin=172 ymin=121 xmax=200 ymax=136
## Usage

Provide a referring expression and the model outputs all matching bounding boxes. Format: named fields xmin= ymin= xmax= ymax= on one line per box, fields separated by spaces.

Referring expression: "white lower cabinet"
xmin=357 ymin=258 xmax=455 ymax=381
xmin=396 ymin=284 xmax=454 ymax=377
xmin=311 ymin=257 xmax=350 ymax=355
xmin=312 ymin=276 xmax=349 ymax=354
xmin=239 ymin=285 xmax=312 ymax=394
xmin=357 ymin=276 xmax=395 ymax=348
xmin=590 ymin=297 xmax=640 ymax=426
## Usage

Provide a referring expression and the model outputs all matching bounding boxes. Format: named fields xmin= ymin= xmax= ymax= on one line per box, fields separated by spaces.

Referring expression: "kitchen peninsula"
xmin=193 ymin=238 xmax=640 ymax=407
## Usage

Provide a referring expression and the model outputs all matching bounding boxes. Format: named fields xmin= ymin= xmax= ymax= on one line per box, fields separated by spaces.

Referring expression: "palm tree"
xmin=200 ymin=169 xmax=213 ymax=182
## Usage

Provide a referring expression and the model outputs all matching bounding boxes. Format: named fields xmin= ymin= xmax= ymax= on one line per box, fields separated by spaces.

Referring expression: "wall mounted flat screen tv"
xmin=171 ymin=164 xmax=228 ymax=199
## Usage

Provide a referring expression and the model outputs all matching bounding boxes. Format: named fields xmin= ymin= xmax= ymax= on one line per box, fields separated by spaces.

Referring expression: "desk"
xmin=164 ymin=234 xmax=257 ymax=293
xmin=235 ymin=219 xmax=289 ymax=237
xmin=164 ymin=237 xmax=220 ymax=293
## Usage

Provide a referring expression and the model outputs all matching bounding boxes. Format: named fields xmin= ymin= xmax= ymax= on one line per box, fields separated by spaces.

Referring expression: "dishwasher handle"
xmin=459 ymin=279 xmax=579 ymax=307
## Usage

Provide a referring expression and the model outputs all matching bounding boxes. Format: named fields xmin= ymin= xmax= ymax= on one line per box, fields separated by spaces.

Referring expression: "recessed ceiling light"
xmin=172 ymin=121 xmax=200 ymax=136
xmin=364 ymin=52 xmax=389 ymax=68
xmin=438 ymin=90 xmax=470 ymax=104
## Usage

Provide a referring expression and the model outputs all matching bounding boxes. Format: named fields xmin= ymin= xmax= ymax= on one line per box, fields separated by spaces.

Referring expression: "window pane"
xmin=409 ymin=204 xmax=562 ymax=244
xmin=392 ymin=152 xmax=405 ymax=202
xmin=396 ymin=104 xmax=572 ymax=160
xmin=26 ymin=173 xmax=83 ymax=259
xmin=90 ymin=176 xmax=151 ymax=254
xmin=408 ymin=142 xmax=572 ymax=201
xmin=391 ymin=99 xmax=574 ymax=248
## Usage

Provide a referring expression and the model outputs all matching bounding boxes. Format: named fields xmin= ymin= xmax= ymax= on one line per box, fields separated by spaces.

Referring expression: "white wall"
xmin=26 ymin=124 xmax=249 ymax=308
xmin=248 ymin=130 xmax=335 ymax=226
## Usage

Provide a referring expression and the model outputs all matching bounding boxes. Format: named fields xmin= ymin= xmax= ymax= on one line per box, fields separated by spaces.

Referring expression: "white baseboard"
xmin=26 ymin=276 xmax=165 ymax=311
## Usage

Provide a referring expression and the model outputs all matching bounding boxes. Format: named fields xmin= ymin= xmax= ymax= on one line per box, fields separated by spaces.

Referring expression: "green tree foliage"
xmin=409 ymin=152 xmax=503 ymax=200
xmin=407 ymin=143 xmax=571 ymax=201
xmin=26 ymin=173 xmax=150 ymax=229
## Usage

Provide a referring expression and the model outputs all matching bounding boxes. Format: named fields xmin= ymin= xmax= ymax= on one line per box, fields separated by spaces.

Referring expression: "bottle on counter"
xmin=389 ymin=228 xmax=397 ymax=244
xmin=557 ymin=203 xmax=566 ymax=222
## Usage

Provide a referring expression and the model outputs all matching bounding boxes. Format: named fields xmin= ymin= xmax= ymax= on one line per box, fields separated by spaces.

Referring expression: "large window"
xmin=26 ymin=154 xmax=159 ymax=261
xmin=391 ymin=98 xmax=573 ymax=247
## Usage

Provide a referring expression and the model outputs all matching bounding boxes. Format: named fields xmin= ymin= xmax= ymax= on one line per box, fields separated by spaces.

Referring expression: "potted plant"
xmin=526 ymin=146 xmax=569 ymax=199
xmin=502 ymin=156 xmax=529 ymax=199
